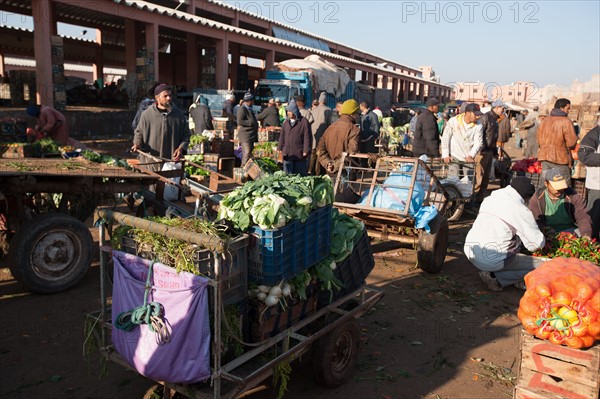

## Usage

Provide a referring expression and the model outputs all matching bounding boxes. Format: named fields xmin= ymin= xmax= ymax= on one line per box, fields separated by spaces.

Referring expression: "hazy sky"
xmin=2 ymin=0 xmax=598 ymax=87
xmin=224 ymin=0 xmax=600 ymax=87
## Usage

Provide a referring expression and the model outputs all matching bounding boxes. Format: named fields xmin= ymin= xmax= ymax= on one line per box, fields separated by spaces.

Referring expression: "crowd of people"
xmin=109 ymin=84 xmax=600 ymax=292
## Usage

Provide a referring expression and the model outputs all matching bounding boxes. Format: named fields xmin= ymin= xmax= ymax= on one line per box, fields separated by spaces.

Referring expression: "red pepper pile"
xmin=512 ymin=158 xmax=542 ymax=173
xmin=533 ymin=230 xmax=600 ymax=265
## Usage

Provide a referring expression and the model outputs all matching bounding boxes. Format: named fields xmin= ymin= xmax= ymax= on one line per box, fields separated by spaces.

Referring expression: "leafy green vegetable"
xmin=255 ymin=157 xmax=280 ymax=174
xmin=82 ymin=150 xmax=130 ymax=169
xmin=218 ymin=172 xmax=334 ymax=231
xmin=183 ymin=154 xmax=210 ymax=177
xmin=189 ymin=134 xmax=208 ymax=147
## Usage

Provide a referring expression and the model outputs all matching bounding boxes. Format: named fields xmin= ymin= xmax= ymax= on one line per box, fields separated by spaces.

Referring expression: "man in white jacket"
xmin=464 ymin=177 xmax=546 ymax=291
xmin=441 ymin=103 xmax=484 ymax=183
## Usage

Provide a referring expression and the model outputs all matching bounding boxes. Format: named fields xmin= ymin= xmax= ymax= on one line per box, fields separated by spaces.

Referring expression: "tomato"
xmin=580 ymin=334 xmax=595 ymax=347
xmin=552 ymin=292 xmax=572 ymax=307
xmin=565 ymin=335 xmax=584 ymax=349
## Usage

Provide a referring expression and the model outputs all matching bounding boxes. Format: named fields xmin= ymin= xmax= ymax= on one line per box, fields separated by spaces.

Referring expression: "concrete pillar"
xmin=348 ymin=68 xmax=356 ymax=80
xmin=32 ymin=0 xmax=54 ymax=105
xmin=382 ymin=76 xmax=389 ymax=90
xmin=391 ymin=78 xmax=399 ymax=103
xmin=145 ymin=22 xmax=159 ymax=79
xmin=215 ymin=37 xmax=228 ymax=89
xmin=417 ymin=83 xmax=424 ymax=102
xmin=372 ymin=73 xmax=378 ymax=88
xmin=124 ymin=19 xmax=137 ymax=75
xmin=265 ymin=49 xmax=275 ymax=71
xmin=189 ymin=0 xmax=200 ymax=15
xmin=0 ymin=50 xmax=5 ymax=77
xmin=186 ymin=32 xmax=198 ymax=91
xmin=233 ymin=10 xmax=240 ymax=26
xmin=93 ymin=29 xmax=104 ymax=85
xmin=230 ymin=43 xmax=240 ymax=90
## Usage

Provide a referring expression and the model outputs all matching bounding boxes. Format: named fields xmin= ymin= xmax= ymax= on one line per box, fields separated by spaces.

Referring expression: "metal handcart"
xmin=331 ymin=153 xmax=449 ymax=274
xmin=89 ymin=209 xmax=384 ymax=399
xmin=427 ymin=159 xmax=476 ymax=222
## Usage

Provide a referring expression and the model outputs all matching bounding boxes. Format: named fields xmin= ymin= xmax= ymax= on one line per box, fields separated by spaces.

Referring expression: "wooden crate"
xmin=514 ymin=330 xmax=600 ymax=399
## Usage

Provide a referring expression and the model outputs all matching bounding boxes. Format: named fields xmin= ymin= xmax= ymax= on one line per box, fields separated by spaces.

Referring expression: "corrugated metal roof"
xmin=112 ymin=0 xmax=448 ymax=88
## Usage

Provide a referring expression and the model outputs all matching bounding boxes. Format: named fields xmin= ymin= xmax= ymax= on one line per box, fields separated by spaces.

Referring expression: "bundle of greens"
xmin=82 ymin=149 xmax=130 ymax=168
xmin=255 ymin=157 xmax=280 ymax=174
xmin=183 ymin=154 xmax=210 ymax=177
xmin=111 ymin=216 xmax=230 ymax=275
xmin=218 ymin=172 xmax=334 ymax=231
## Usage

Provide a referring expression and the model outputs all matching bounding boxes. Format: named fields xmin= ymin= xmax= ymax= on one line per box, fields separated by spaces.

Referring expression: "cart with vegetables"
xmin=0 ymin=155 xmax=158 ymax=293
xmin=331 ymin=153 xmax=450 ymax=273
xmin=89 ymin=171 xmax=384 ymax=399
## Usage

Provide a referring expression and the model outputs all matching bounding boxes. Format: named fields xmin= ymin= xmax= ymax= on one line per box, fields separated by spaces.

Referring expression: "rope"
xmin=115 ymin=261 xmax=172 ymax=345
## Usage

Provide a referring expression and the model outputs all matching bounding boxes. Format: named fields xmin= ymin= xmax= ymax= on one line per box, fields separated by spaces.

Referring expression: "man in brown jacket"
xmin=528 ymin=169 xmax=592 ymax=238
xmin=316 ymin=99 xmax=360 ymax=176
xmin=537 ymin=98 xmax=578 ymax=186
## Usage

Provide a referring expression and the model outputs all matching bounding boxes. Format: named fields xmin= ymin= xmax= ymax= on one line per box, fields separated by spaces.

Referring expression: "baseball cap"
xmin=545 ymin=169 xmax=568 ymax=190
xmin=426 ymin=97 xmax=440 ymax=107
xmin=491 ymin=100 xmax=505 ymax=108
xmin=465 ymin=103 xmax=483 ymax=116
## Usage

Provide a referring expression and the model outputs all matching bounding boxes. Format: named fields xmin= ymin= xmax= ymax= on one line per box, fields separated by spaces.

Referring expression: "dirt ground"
xmin=0 ymin=138 xmax=528 ymax=399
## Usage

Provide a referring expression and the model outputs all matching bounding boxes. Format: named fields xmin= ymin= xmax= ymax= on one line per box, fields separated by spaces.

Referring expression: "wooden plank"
xmin=514 ymin=385 xmax=568 ymax=399
xmin=521 ymin=332 xmax=600 ymax=369
xmin=521 ymin=350 xmax=598 ymax=387
xmin=518 ymin=368 xmax=598 ymax=399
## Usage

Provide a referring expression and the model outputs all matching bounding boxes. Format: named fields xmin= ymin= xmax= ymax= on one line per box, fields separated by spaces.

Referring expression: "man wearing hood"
xmin=464 ymin=177 xmax=545 ymax=292
xmin=316 ymin=99 xmax=361 ymax=176
xmin=277 ymin=100 xmax=312 ymax=176
xmin=132 ymin=84 xmax=190 ymax=163
xmin=537 ymin=98 xmax=578 ymax=187
xmin=188 ymin=95 xmax=214 ymax=134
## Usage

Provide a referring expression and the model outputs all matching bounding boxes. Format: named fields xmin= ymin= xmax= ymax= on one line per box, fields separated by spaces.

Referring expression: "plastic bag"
xmin=517 ymin=257 xmax=600 ymax=349
xmin=161 ymin=162 xmax=181 ymax=201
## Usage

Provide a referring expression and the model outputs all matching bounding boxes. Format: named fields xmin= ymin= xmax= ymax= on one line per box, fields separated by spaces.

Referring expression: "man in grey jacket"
xmin=132 ymin=84 xmax=190 ymax=163
xmin=309 ymin=92 xmax=332 ymax=174
xmin=578 ymin=114 xmax=600 ymax=240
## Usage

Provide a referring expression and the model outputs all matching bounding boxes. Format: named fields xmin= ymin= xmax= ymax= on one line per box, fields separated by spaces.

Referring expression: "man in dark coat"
xmin=237 ymin=92 xmax=259 ymax=167
xmin=132 ymin=84 xmax=190 ymax=162
xmin=476 ymin=99 xmax=503 ymax=202
xmin=359 ymin=101 xmax=380 ymax=154
xmin=277 ymin=100 xmax=312 ymax=176
xmin=577 ymin=117 xmax=600 ymax=240
xmin=257 ymin=98 xmax=281 ymax=127
xmin=412 ymin=98 xmax=440 ymax=157
xmin=188 ymin=96 xmax=214 ymax=134
xmin=222 ymin=94 xmax=236 ymax=132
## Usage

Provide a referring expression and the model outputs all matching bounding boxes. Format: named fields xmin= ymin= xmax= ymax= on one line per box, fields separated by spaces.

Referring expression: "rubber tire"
xmin=313 ymin=318 xmax=360 ymax=388
xmin=8 ymin=213 xmax=93 ymax=294
xmin=441 ymin=184 xmax=464 ymax=222
xmin=417 ymin=214 xmax=449 ymax=274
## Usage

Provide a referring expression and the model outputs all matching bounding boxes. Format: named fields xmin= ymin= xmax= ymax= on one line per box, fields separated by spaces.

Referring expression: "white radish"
xmin=269 ymin=285 xmax=282 ymax=298
xmin=281 ymin=283 xmax=291 ymax=297
xmin=257 ymin=285 xmax=271 ymax=294
xmin=257 ymin=292 xmax=267 ymax=301
xmin=264 ymin=295 xmax=279 ymax=307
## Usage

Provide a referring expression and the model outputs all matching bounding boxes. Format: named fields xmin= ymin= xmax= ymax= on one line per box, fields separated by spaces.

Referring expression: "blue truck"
xmin=254 ymin=69 xmax=392 ymax=111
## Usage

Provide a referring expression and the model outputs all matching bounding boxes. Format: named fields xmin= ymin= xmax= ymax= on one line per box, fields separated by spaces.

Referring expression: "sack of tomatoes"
xmin=511 ymin=158 xmax=542 ymax=173
xmin=518 ymin=257 xmax=600 ymax=349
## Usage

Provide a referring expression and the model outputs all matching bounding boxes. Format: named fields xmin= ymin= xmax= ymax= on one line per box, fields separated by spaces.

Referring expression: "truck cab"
xmin=254 ymin=71 xmax=312 ymax=111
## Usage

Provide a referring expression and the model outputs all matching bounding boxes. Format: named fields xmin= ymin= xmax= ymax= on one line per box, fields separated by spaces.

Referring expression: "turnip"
xmin=257 ymin=285 xmax=271 ymax=294
xmin=269 ymin=285 xmax=282 ymax=298
xmin=257 ymin=292 xmax=267 ymax=301
xmin=281 ymin=283 xmax=291 ymax=297
xmin=264 ymin=294 xmax=279 ymax=307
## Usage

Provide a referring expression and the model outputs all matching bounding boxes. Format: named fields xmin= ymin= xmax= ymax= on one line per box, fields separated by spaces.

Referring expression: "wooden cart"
xmin=0 ymin=157 xmax=158 ymax=293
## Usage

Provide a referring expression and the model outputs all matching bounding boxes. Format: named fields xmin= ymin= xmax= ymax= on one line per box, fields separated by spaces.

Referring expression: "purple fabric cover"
xmin=111 ymin=250 xmax=211 ymax=383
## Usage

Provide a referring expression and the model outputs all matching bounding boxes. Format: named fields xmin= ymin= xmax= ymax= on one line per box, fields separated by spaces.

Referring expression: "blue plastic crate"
xmin=248 ymin=206 xmax=332 ymax=285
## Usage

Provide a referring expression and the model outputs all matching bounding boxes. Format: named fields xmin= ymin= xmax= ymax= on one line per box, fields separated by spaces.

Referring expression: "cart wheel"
xmin=441 ymin=184 xmax=464 ymax=222
xmin=8 ymin=213 xmax=93 ymax=293
xmin=417 ymin=214 xmax=449 ymax=274
xmin=313 ymin=318 xmax=360 ymax=388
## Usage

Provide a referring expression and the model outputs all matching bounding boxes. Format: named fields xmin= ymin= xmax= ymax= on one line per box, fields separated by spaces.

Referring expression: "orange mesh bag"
xmin=517 ymin=257 xmax=600 ymax=349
